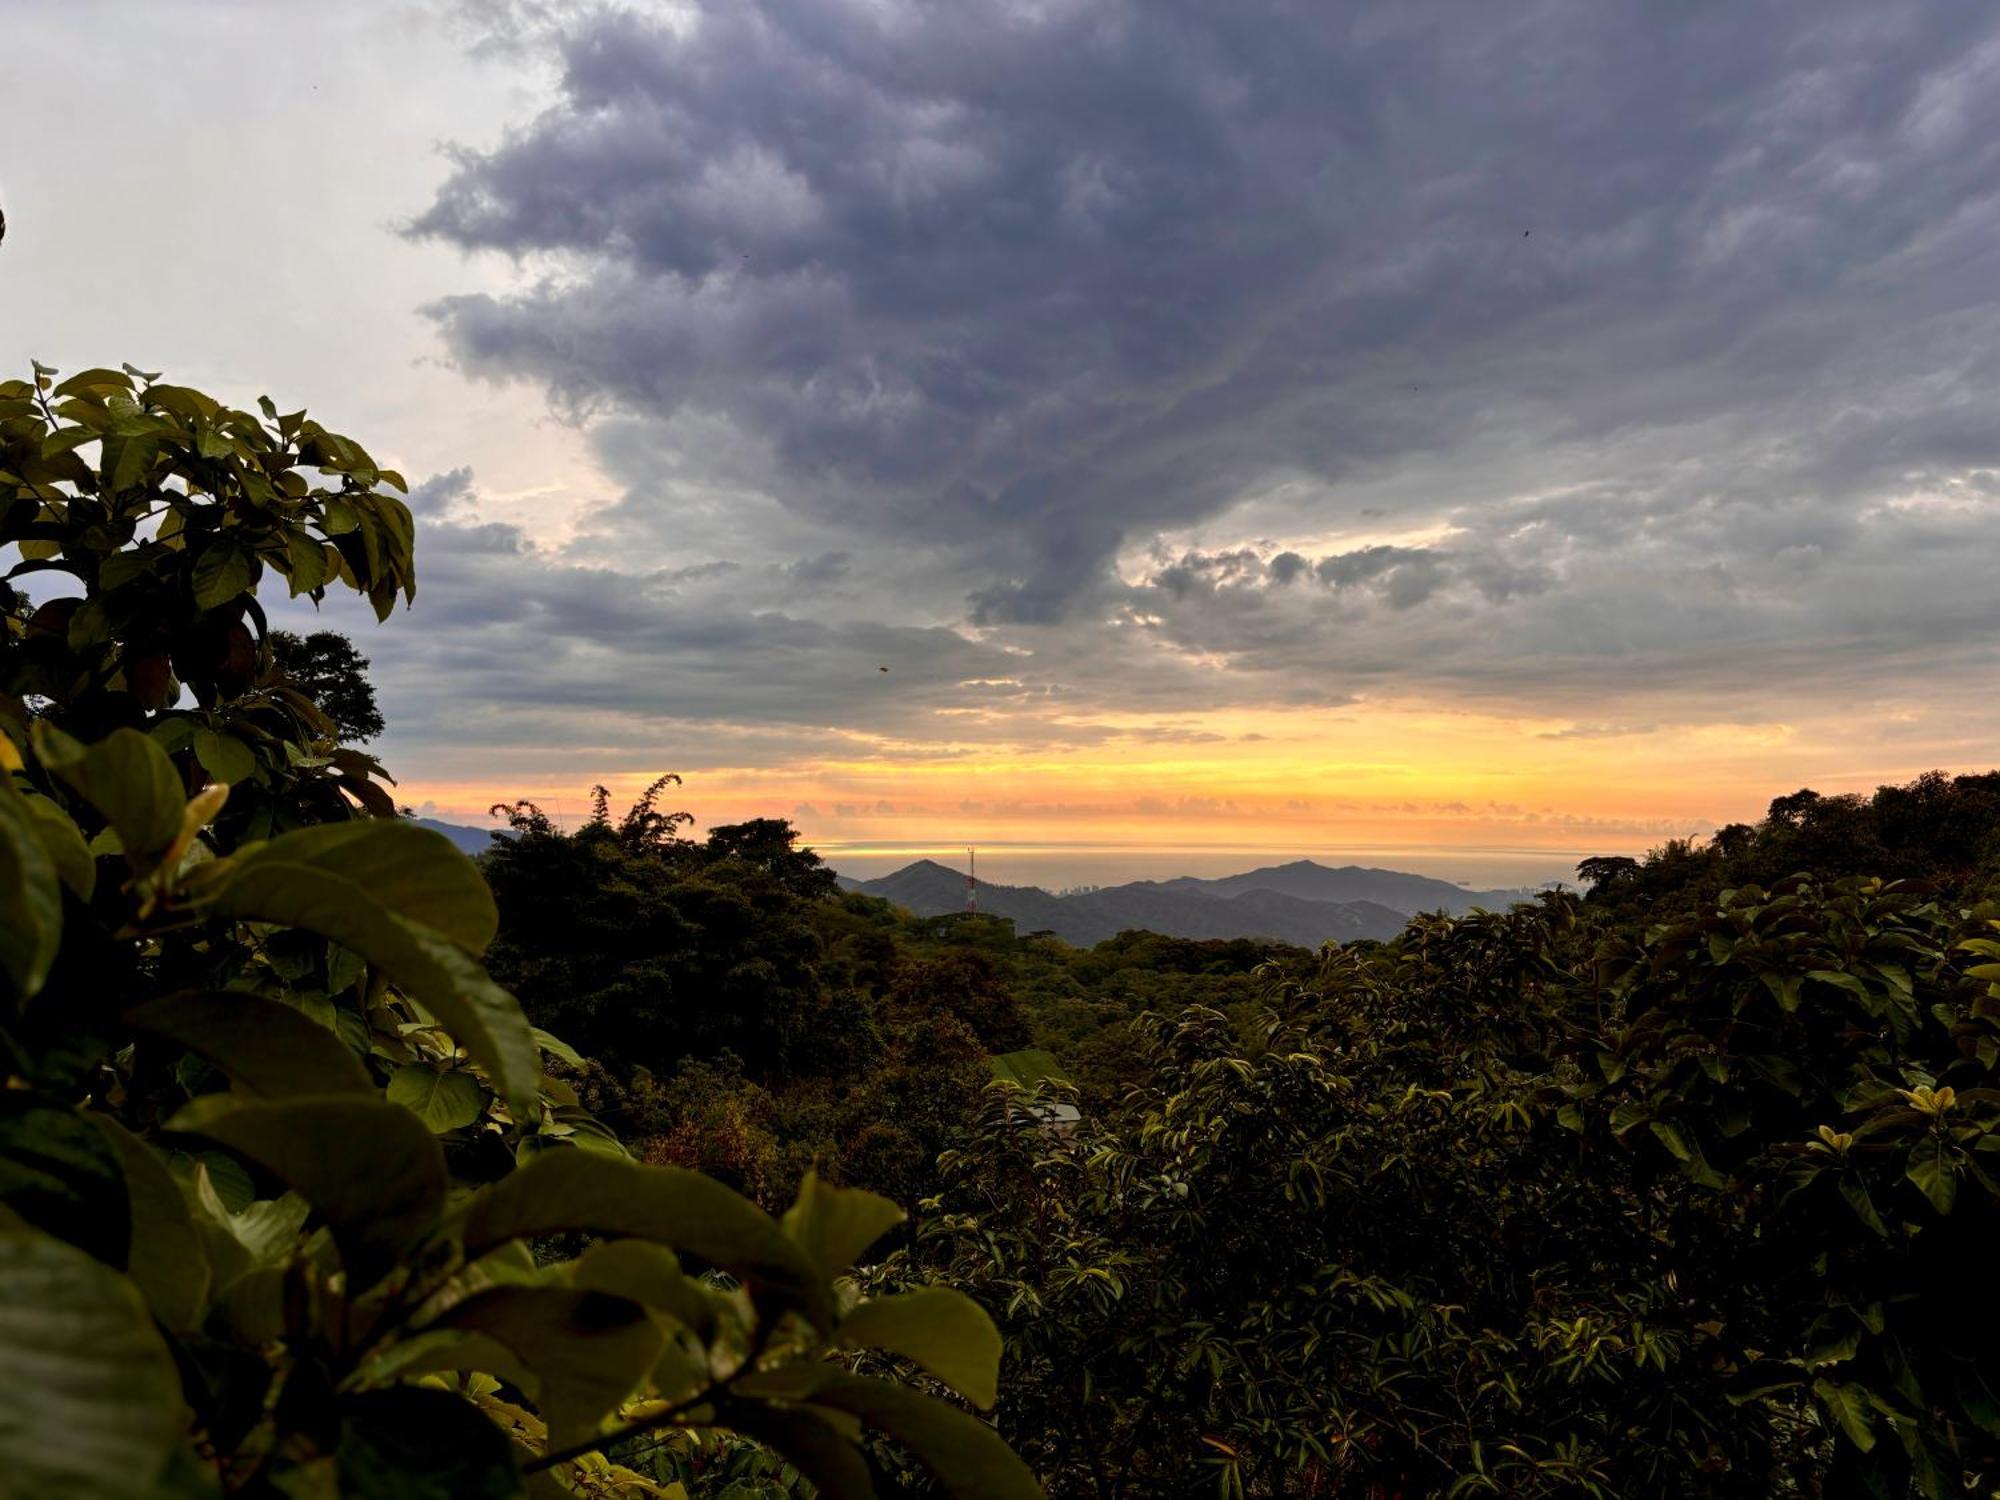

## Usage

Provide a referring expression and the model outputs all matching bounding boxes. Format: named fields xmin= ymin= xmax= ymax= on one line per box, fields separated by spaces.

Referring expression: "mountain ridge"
xmin=836 ymin=857 xmax=1532 ymax=948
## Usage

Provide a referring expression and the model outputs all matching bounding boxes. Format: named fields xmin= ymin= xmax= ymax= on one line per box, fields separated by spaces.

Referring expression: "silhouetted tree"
xmin=270 ymin=628 xmax=385 ymax=742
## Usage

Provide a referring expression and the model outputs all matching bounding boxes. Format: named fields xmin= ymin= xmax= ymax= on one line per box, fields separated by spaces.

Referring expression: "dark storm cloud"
xmin=383 ymin=0 xmax=2000 ymax=754
xmin=281 ymin=481 xmax=1353 ymax=762
xmin=416 ymin=0 xmax=2000 ymax=626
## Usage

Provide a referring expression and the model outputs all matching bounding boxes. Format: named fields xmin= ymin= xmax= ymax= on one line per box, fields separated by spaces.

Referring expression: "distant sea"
xmin=819 ymin=842 xmax=1588 ymax=893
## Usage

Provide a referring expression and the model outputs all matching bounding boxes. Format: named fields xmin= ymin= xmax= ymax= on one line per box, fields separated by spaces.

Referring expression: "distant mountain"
xmin=1161 ymin=860 xmax=1524 ymax=915
xmin=412 ymin=818 xmax=508 ymax=857
xmin=834 ymin=857 xmax=1510 ymax=947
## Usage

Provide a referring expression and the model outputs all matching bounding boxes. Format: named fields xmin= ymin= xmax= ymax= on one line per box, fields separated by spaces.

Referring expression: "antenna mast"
xmin=966 ymin=847 xmax=978 ymax=914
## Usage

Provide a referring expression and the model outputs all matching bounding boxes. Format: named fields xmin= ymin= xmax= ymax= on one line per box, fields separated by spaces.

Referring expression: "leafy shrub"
xmin=0 ymin=364 xmax=1037 ymax=1500
xmin=898 ymin=885 xmax=2000 ymax=1496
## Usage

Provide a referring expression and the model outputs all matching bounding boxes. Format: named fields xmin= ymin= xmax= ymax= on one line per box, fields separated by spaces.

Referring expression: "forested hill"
xmin=1164 ymin=858 xmax=1525 ymax=912
xmin=836 ymin=856 xmax=1518 ymax=946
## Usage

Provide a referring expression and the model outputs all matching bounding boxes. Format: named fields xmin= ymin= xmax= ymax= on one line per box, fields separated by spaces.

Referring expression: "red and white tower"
xmin=965 ymin=847 xmax=978 ymax=914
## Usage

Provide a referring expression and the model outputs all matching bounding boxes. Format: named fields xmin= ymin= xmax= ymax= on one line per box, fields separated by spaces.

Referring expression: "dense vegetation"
xmin=7 ymin=358 xmax=2000 ymax=1499
xmin=0 ymin=365 xmax=1034 ymax=1500
xmin=454 ymin=766 xmax=2000 ymax=1497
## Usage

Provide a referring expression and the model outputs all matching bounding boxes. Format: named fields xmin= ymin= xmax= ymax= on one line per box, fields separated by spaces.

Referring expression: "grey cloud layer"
xmin=382 ymin=0 xmax=2000 ymax=744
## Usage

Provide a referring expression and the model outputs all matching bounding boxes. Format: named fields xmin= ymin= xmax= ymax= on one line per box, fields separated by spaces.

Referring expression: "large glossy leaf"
xmin=127 ymin=991 xmax=374 ymax=1098
xmin=387 ymin=1063 xmax=486 ymax=1132
xmin=1905 ymin=1137 xmax=1958 ymax=1215
xmin=190 ymin=542 xmax=254 ymax=611
xmin=199 ymin=843 xmax=536 ymax=1115
xmin=0 ymin=1095 xmax=130 ymax=1268
xmin=20 ymin=791 xmax=95 ymax=900
xmin=0 ymin=776 xmax=61 ymax=1003
xmin=166 ymin=1094 xmax=446 ymax=1286
xmin=191 ymin=728 xmax=256 ymax=784
xmin=840 ymin=1288 xmax=1003 ymax=1410
xmin=86 ymin=1113 xmax=211 ymax=1331
xmin=214 ymin=821 xmax=498 ymax=951
xmin=336 ymin=1387 xmax=526 ymax=1500
xmin=0 ymin=1231 xmax=187 ymax=1499
xmin=1814 ymin=1378 xmax=1878 ymax=1452
xmin=566 ymin=1238 xmax=718 ymax=1341
xmin=797 ymin=1373 xmax=1043 ymax=1500
xmin=457 ymin=1152 xmax=826 ymax=1327
xmin=31 ymin=722 xmax=185 ymax=871
xmin=352 ymin=1328 xmax=539 ymax=1398
xmin=187 ymin=1173 xmax=309 ymax=1313
xmin=781 ymin=1170 xmax=905 ymax=1280
xmin=718 ymin=1400 xmax=877 ymax=1500
xmin=429 ymin=1286 xmax=666 ymax=1445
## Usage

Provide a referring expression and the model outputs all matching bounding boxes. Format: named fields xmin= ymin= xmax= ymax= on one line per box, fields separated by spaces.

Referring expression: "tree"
xmin=270 ymin=626 xmax=386 ymax=741
xmin=704 ymin=815 xmax=840 ymax=901
xmin=0 ymin=363 xmax=1036 ymax=1500
xmin=1575 ymin=853 xmax=1639 ymax=890
xmin=884 ymin=949 xmax=1031 ymax=1051
xmin=481 ymin=791 xmax=845 ymax=1079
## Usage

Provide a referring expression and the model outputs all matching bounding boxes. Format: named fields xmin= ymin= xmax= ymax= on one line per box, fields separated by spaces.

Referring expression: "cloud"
xmin=778 ymin=550 xmax=852 ymax=589
xmin=414 ymin=2 xmax=2000 ymax=626
xmin=356 ymin=1 xmax=2000 ymax=770
xmin=407 ymin=465 xmax=477 ymax=518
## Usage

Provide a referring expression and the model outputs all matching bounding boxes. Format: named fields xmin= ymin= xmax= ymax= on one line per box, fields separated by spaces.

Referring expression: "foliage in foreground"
xmin=0 ymin=363 xmax=1036 ymax=1499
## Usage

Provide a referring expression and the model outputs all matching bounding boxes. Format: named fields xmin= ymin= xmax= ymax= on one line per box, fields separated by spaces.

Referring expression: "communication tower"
xmin=966 ymin=847 xmax=978 ymax=914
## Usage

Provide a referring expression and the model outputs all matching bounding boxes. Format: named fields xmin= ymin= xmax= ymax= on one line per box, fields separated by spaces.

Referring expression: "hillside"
xmin=1162 ymin=859 xmax=1524 ymax=914
xmin=412 ymin=817 xmax=506 ymax=856
xmin=838 ymin=857 xmax=1456 ymax=946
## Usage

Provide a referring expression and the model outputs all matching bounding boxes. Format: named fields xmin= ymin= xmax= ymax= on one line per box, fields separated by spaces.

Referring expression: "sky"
xmin=4 ymin=0 xmax=2000 ymax=888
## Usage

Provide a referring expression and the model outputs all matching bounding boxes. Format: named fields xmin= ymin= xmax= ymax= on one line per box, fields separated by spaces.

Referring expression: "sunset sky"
xmin=5 ymin=1 xmax=1999 ymax=887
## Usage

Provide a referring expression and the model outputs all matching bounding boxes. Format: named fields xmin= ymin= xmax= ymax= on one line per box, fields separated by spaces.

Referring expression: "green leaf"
xmin=86 ymin=1113 xmax=211 ymax=1331
xmin=456 ymin=1151 xmax=827 ymax=1327
xmin=189 ymin=1176 xmax=310 ymax=1305
xmin=387 ymin=1063 xmax=486 ymax=1133
xmin=794 ymin=1372 xmax=1042 ymax=1500
xmin=0 ymin=1232 xmax=187 ymax=1499
xmin=1814 ymin=1378 xmax=1878 ymax=1452
xmin=0 ymin=1096 xmax=130 ymax=1268
xmin=532 ymin=1027 xmax=585 ymax=1069
xmin=31 ymin=722 xmax=186 ymax=872
xmin=173 ymin=1150 xmax=254 ymax=1213
xmin=0 ymin=776 xmax=62 ymax=1003
xmin=211 ymin=819 xmax=499 ymax=951
xmin=335 ymin=1387 xmax=526 ymax=1500
xmin=351 ymin=1329 xmax=539 ymax=1398
xmin=566 ymin=1238 xmax=718 ymax=1341
xmin=191 ymin=541 xmax=254 ymax=611
xmin=430 ymin=1286 xmax=666 ymax=1445
xmin=21 ymin=792 xmax=96 ymax=900
xmin=284 ymin=528 xmax=331 ymax=594
xmin=718 ymin=1402 xmax=877 ymax=1500
xmin=1805 ymin=969 xmax=1873 ymax=1001
xmin=1648 ymin=1120 xmax=1693 ymax=1162
xmin=1906 ymin=1138 xmax=1959 ymax=1215
xmin=126 ymin=990 xmax=374 ymax=1098
xmin=840 ymin=1287 xmax=1003 ymax=1409
xmin=166 ymin=1094 xmax=447 ymax=1286
xmin=102 ymin=431 xmax=163 ymax=495
xmin=781 ymin=1170 xmax=904 ymax=1280
xmin=192 ymin=728 xmax=257 ymax=784
xmin=199 ymin=825 xmax=535 ymax=1115
xmin=1839 ymin=1175 xmax=1888 ymax=1237
xmin=51 ymin=367 xmax=134 ymax=398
